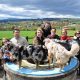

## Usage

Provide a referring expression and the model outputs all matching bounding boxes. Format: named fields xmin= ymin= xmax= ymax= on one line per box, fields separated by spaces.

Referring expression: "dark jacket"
xmin=41 ymin=26 xmax=52 ymax=37
xmin=47 ymin=34 xmax=60 ymax=40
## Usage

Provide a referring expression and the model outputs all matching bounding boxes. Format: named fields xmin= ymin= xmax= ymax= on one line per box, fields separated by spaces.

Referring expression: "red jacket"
xmin=60 ymin=36 xmax=72 ymax=40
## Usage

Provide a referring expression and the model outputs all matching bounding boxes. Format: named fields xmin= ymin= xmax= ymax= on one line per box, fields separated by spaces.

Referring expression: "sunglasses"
xmin=76 ymin=33 xmax=80 ymax=34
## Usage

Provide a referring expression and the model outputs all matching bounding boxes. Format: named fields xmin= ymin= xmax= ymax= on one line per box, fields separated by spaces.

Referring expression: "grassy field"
xmin=0 ymin=30 xmax=36 ymax=46
xmin=0 ymin=31 xmax=35 ymax=39
xmin=0 ymin=30 xmax=76 ymax=46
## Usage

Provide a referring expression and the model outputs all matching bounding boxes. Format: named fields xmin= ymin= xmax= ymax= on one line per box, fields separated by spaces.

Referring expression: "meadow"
xmin=0 ymin=31 xmax=35 ymax=45
xmin=0 ymin=30 xmax=76 ymax=46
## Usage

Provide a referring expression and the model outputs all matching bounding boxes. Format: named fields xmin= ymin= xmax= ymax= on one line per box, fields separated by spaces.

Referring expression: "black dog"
xmin=19 ymin=45 xmax=48 ymax=69
xmin=32 ymin=45 xmax=48 ymax=68
xmin=15 ymin=45 xmax=36 ymax=68
xmin=23 ymin=45 xmax=35 ymax=59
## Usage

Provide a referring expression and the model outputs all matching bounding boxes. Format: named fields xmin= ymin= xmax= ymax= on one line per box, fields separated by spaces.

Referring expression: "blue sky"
xmin=0 ymin=0 xmax=80 ymax=19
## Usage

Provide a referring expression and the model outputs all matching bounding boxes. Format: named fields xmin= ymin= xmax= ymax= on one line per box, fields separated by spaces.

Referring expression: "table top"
xmin=4 ymin=57 xmax=79 ymax=78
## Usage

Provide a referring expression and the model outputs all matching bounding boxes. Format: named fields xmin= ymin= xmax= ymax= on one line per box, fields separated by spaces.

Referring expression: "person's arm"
xmin=0 ymin=46 xmax=5 ymax=58
xmin=23 ymin=37 xmax=29 ymax=47
xmin=0 ymin=49 xmax=3 ymax=59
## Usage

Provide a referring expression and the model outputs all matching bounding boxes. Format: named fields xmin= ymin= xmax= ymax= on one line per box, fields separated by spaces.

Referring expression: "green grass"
xmin=0 ymin=30 xmax=35 ymax=39
xmin=0 ymin=30 xmax=76 ymax=46
xmin=0 ymin=30 xmax=36 ymax=46
xmin=56 ymin=30 xmax=76 ymax=36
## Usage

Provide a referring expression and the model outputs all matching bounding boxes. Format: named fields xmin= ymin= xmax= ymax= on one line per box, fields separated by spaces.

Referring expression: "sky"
xmin=0 ymin=0 xmax=80 ymax=19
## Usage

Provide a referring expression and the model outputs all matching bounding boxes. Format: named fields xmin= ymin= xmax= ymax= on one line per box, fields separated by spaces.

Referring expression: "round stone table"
xmin=4 ymin=57 xmax=79 ymax=80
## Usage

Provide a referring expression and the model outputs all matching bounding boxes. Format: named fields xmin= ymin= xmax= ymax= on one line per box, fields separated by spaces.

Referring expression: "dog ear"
xmin=18 ymin=46 xmax=24 ymax=52
xmin=34 ymin=45 xmax=38 ymax=49
xmin=31 ymin=45 xmax=36 ymax=51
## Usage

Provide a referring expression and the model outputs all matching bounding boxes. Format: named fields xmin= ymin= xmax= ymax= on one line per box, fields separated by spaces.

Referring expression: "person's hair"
xmin=75 ymin=30 xmax=80 ymax=36
xmin=35 ymin=28 xmax=44 ymax=37
xmin=51 ymin=28 xmax=56 ymax=32
xmin=37 ymin=27 xmax=43 ymax=33
xmin=61 ymin=29 xmax=67 ymax=34
xmin=13 ymin=28 xmax=20 ymax=33
xmin=45 ymin=21 xmax=51 ymax=25
xmin=2 ymin=38 xmax=9 ymax=45
xmin=41 ymin=21 xmax=52 ymax=29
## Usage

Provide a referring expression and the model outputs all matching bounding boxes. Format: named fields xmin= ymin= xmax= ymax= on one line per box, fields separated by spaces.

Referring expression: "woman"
xmin=41 ymin=21 xmax=52 ymax=37
xmin=0 ymin=38 xmax=9 ymax=66
xmin=0 ymin=38 xmax=14 ymax=64
xmin=33 ymin=28 xmax=45 ymax=46
xmin=73 ymin=31 xmax=80 ymax=75
xmin=74 ymin=31 xmax=80 ymax=43
xmin=60 ymin=29 xmax=72 ymax=41
xmin=0 ymin=38 xmax=9 ymax=57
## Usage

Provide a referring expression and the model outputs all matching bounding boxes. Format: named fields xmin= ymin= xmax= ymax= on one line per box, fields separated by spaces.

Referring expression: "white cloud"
xmin=0 ymin=4 xmax=25 ymax=12
xmin=0 ymin=13 xmax=31 ymax=19
xmin=0 ymin=3 xmax=80 ymax=19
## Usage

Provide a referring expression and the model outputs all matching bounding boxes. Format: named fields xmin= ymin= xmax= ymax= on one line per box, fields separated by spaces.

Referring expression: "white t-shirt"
xmin=10 ymin=36 xmax=28 ymax=47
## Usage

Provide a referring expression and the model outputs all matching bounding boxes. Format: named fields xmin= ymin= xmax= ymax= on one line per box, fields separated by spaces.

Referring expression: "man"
xmin=47 ymin=28 xmax=60 ymax=39
xmin=10 ymin=28 xmax=28 ymax=47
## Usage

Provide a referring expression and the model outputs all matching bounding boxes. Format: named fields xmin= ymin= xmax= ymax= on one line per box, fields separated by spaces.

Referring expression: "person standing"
xmin=10 ymin=28 xmax=28 ymax=47
xmin=41 ymin=21 xmax=52 ymax=37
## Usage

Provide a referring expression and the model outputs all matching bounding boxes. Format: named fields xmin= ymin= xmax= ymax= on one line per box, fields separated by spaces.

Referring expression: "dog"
xmin=44 ymin=38 xmax=79 ymax=69
xmin=23 ymin=45 xmax=35 ymax=59
xmin=32 ymin=45 xmax=48 ymax=68
xmin=0 ymin=42 xmax=25 ymax=68
xmin=22 ymin=45 xmax=48 ymax=69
